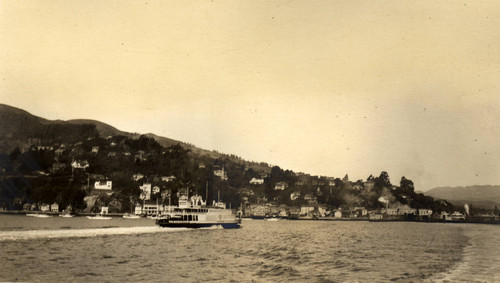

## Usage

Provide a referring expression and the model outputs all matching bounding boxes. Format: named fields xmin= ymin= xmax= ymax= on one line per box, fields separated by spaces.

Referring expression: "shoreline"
xmin=2 ymin=210 xmax=500 ymax=225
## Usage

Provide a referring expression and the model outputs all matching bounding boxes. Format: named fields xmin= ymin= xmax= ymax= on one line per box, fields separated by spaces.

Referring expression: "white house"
xmin=152 ymin=186 xmax=160 ymax=194
xmin=51 ymin=202 xmax=59 ymax=212
xmin=300 ymin=206 xmax=315 ymax=215
xmin=40 ymin=204 xmax=50 ymax=212
xmin=134 ymin=204 xmax=143 ymax=215
xmin=94 ymin=180 xmax=112 ymax=190
xmin=386 ymin=206 xmax=417 ymax=215
xmin=214 ymin=166 xmax=228 ymax=181
xmin=274 ymin=182 xmax=288 ymax=190
xmin=100 ymin=206 xmax=109 ymax=215
xmin=304 ymin=194 xmax=318 ymax=204
xmin=290 ymin=191 xmax=301 ymax=201
xmin=142 ymin=203 xmax=160 ymax=215
xmin=71 ymin=160 xmax=89 ymax=170
xmin=140 ymin=183 xmax=152 ymax=200
xmin=418 ymin=209 xmax=433 ymax=216
xmin=161 ymin=175 xmax=176 ymax=182
xmin=132 ymin=173 xmax=144 ymax=181
xmin=249 ymin=178 xmax=264 ymax=185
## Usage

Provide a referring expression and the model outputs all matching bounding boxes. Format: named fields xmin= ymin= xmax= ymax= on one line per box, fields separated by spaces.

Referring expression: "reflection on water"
xmin=1 ymin=215 xmax=497 ymax=282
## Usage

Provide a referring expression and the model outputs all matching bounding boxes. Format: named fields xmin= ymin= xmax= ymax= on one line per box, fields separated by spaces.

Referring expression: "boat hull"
xmin=156 ymin=220 xmax=241 ymax=229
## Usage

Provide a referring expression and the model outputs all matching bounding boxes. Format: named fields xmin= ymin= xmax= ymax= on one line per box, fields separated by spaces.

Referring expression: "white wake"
xmin=0 ymin=226 xmax=191 ymax=241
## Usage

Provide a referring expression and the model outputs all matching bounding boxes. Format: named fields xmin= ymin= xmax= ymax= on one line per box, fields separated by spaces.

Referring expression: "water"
xmin=0 ymin=215 xmax=498 ymax=282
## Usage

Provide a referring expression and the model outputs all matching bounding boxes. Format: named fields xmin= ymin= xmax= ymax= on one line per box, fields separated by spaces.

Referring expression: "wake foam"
xmin=0 ymin=226 xmax=191 ymax=241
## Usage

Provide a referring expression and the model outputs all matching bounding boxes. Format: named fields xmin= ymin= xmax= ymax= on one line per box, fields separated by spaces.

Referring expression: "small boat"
xmin=26 ymin=213 xmax=52 ymax=218
xmin=59 ymin=213 xmax=75 ymax=218
xmin=156 ymin=191 xmax=241 ymax=229
xmin=265 ymin=217 xmax=280 ymax=222
xmin=241 ymin=218 xmax=253 ymax=221
xmin=86 ymin=215 xmax=112 ymax=220
xmin=123 ymin=214 xmax=141 ymax=219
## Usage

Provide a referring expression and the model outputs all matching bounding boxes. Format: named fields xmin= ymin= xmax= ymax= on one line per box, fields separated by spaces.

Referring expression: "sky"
xmin=1 ymin=0 xmax=499 ymax=191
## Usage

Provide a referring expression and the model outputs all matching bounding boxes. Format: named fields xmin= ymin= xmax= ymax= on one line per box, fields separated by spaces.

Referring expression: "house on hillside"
xmin=290 ymin=191 xmax=301 ymax=201
xmin=55 ymin=148 xmax=65 ymax=156
xmin=161 ymin=175 xmax=176 ymax=182
xmin=304 ymin=194 xmax=318 ymax=205
xmin=134 ymin=150 xmax=147 ymax=161
xmin=91 ymin=146 xmax=99 ymax=153
xmin=152 ymin=186 xmax=160 ymax=194
xmin=213 ymin=166 xmax=228 ymax=181
xmin=71 ymin=160 xmax=89 ymax=170
xmin=274 ymin=182 xmax=288 ymax=190
xmin=132 ymin=173 xmax=144 ymax=181
xmin=94 ymin=180 xmax=112 ymax=190
xmin=51 ymin=162 xmax=67 ymax=173
xmin=249 ymin=178 xmax=264 ymax=185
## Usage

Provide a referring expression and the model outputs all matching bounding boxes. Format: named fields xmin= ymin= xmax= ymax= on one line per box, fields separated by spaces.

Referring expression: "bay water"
xmin=0 ymin=215 xmax=498 ymax=282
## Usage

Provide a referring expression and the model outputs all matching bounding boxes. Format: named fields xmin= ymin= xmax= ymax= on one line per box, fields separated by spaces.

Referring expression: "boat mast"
xmin=205 ymin=181 xmax=209 ymax=203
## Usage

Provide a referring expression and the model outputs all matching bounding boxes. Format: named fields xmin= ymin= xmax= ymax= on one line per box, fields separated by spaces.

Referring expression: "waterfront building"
xmin=39 ymin=204 xmax=50 ymax=212
xmin=139 ymin=183 xmax=152 ymax=200
xmin=100 ymin=206 xmax=109 ymax=214
xmin=300 ymin=206 xmax=315 ymax=215
xmin=134 ymin=204 xmax=143 ymax=215
xmin=418 ymin=209 xmax=433 ymax=216
xmin=51 ymin=202 xmax=59 ymax=212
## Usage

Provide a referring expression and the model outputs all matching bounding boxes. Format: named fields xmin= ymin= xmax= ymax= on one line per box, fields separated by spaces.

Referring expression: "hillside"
xmin=0 ymin=103 xmax=270 ymax=175
xmin=426 ymin=185 xmax=500 ymax=209
xmin=0 ymin=104 xmax=255 ymax=169
xmin=67 ymin=119 xmax=129 ymax=138
xmin=0 ymin=103 xmax=457 ymax=215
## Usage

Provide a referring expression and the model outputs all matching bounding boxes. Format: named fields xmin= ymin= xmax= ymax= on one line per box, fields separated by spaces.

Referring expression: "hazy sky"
xmin=1 ymin=0 xmax=499 ymax=191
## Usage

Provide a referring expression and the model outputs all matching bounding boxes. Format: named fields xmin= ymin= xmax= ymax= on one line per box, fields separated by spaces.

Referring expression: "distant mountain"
xmin=426 ymin=185 xmax=500 ymax=209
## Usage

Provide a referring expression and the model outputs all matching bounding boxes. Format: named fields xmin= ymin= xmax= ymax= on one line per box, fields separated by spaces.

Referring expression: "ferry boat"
xmin=156 ymin=193 xmax=241 ymax=229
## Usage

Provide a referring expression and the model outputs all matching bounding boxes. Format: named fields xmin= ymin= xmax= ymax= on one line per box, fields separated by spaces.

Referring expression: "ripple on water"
xmin=0 ymin=218 xmax=481 ymax=282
